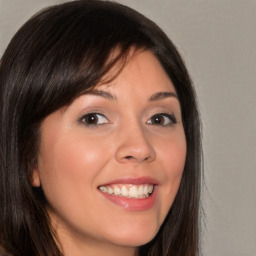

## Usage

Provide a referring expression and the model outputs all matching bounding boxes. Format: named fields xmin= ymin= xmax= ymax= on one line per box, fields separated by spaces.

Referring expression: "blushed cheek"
xmin=163 ymin=135 xmax=186 ymax=174
xmin=39 ymin=130 xmax=110 ymax=189
xmin=53 ymin=143 xmax=101 ymax=182
xmin=168 ymin=143 xmax=186 ymax=188
xmin=160 ymin=135 xmax=186 ymax=208
xmin=37 ymin=144 xmax=97 ymax=214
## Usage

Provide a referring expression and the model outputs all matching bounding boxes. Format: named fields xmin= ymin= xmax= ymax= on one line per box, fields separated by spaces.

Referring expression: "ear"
xmin=29 ymin=164 xmax=41 ymax=187
xmin=31 ymin=170 xmax=41 ymax=187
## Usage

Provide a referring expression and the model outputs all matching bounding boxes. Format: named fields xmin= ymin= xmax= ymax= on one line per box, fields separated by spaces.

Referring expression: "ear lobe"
xmin=30 ymin=168 xmax=41 ymax=187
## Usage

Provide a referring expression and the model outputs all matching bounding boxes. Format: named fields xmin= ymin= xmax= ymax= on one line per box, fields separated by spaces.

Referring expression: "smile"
xmin=98 ymin=184 xmax=154 ymax=199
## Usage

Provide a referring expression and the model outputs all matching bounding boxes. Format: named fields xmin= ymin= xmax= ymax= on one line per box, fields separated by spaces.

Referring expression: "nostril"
xmin=124 ymin=155 xmax=151 ymax=161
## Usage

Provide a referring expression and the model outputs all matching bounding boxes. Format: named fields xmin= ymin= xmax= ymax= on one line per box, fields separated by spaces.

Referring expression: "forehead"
xmin=95 ymin=49 xmax=176 ymax=95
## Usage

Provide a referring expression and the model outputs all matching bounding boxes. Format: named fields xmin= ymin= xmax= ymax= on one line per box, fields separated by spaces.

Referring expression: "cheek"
xmin=156 ymin=130 xmax=187 ymax=212
xmin=158 ymin=129 xmax=187 ymax=176
xmin=37 ymin=134 xmax=110 ymax=207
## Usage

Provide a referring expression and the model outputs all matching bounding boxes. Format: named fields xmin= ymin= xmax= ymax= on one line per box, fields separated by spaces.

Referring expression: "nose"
xmin=115 ymin=124 xmax=156 ymax=163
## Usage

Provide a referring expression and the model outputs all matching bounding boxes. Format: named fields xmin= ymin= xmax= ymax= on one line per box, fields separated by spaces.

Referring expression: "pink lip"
xmin=98 ymin=176 xmax=158 ymax=211
xmin=99 ymin=187 xmax=157 ymax=211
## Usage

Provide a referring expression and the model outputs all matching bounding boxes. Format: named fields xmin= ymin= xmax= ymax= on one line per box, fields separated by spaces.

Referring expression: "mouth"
xmin=97 ymin=177 xmax=158 ymax=210
xmin=98 ymin=184 xmax=155 ymax=199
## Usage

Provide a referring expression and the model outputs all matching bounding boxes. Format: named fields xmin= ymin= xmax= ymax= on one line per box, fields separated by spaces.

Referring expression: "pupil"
xmin=88 ymin=114 xmax=98 ymax=124
xmin=154 ymin=116 xmax=163 ymax=124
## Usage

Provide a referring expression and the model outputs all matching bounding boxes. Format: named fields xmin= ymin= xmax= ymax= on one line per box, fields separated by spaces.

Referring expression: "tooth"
xmin=129 ymin=186 xmax=138 ymax=198
xmin=107 ymin=187 xmax=113 ymax=194
xmin=99 ymin=186 xmax=107 ymax=192
xmin=121 ymin=186 xmax=129 ymax=197
xmin=143 ymin=185 xmax=148 ymax=195
xmin=100 ymin=184 xmax=154 ymax=198
xmin=138 ymin=185 xmax=144 ymax=197
xmin=113 ymin=185 xmax=121 ymax=195
xmin=148 ymin=185 xmax=154 ymax=193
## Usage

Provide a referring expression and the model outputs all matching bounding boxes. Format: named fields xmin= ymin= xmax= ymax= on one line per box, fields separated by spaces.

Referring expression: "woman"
xmin=0 ymin=1 xmax=202 ymax=256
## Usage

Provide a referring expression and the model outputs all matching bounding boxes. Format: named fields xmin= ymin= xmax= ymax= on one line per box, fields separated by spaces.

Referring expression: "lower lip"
xmin=99 ymin=188 xmax=157 ymax=211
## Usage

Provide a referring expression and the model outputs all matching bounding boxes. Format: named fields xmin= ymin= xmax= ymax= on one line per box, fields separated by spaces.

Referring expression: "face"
xmin=32 ymin=50 xmax=186 ymax=255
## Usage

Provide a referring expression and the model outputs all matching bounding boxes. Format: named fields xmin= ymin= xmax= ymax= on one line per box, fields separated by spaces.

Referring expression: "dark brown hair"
xmin=0 ymin=1 xmax=202 ymax=255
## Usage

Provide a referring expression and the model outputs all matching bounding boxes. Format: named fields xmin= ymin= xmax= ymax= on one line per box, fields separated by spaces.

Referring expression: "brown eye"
xmin=151 ymin=115 xmax=165 ymax=125
xmin=147 ymin=113 xmax=177 ymax=126
xmin=81 ymin=113 xmax=108 ymax=126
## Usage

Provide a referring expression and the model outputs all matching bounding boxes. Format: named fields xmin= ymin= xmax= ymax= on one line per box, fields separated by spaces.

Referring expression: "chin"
xmin=105 ymin=224 xmax=160 ymax=247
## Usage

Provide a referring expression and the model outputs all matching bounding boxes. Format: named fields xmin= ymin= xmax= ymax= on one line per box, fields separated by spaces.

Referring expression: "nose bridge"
xmin=115 ymin=117 xmax=156 ymax=163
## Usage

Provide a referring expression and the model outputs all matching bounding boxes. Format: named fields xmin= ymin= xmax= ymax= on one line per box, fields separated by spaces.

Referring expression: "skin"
xmin=32 ymin=50 xmax=187 ymax=256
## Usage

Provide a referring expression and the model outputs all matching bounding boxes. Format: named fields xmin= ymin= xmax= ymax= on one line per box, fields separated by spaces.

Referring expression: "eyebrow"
xmin=148 ymin=91 xmax=178 ymax=101
xmin=83 ymin=90 xmax=117 ymax=101
xmin=83 ymin=90 xmax=178 ymax=102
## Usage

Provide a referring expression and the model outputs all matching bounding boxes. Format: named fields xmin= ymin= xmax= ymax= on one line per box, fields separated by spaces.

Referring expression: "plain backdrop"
xmin=0 ymin=1 xmax=255 ymax=255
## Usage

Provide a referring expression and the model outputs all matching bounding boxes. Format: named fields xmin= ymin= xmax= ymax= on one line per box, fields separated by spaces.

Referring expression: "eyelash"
xmin=147 ymin=113 xmax=177 ymax=127
xmin=80 ymin=112 xmax=177 ymax=128
xmin=80 ymin=113 xmax=109 ymax=128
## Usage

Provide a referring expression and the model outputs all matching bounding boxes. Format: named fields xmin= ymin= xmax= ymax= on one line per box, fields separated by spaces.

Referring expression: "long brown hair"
xmin=0 ymin=1 xmax=202 ymax=255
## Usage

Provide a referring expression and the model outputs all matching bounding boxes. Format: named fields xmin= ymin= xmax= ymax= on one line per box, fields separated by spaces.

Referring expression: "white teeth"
xmin=143 ymin=185 xmax=148 ymax=195
xmin=99 ymin=184 xmax=154 ymax=198
xmin=121 ymin=186 xmax=129 ymax=197
xmin=138 ymin=185 xmax=144 ymax=198
xmin=113 ymin=185 xmax=121 ymax=196
xmin=99 ymin=186 xmax=107 ymax=192
xmin=129 ymin=186 xmax=138 ymax=197
xmin=107 ymin=187 xmax=113 ymax=194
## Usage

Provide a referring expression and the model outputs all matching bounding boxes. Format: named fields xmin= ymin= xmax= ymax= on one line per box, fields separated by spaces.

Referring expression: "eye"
xmin=147 ymin=113 xmax=177 ymax=126
xmin=81 ymin=113 xmax=108 ymax=126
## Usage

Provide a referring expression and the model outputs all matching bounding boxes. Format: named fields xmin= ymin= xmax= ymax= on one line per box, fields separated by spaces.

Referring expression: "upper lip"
xmin=99 ymin=176 xmax=159 ymax=186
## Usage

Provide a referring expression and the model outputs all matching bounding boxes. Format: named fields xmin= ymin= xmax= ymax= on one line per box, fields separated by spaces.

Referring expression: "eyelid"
xmin=147 ymin=113 xmax=177 ymax=126
xmin=79 ymin=112 xmax=109 ymax=127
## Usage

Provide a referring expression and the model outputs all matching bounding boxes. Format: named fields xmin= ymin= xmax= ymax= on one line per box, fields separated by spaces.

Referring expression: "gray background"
xmin=0 ymin=1 xmax=255 ymax=255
